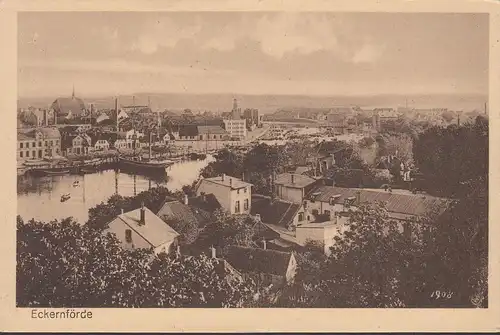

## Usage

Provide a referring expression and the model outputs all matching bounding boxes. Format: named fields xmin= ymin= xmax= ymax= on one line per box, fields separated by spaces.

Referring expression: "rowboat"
xmin=60 ymin=193 xmax=71 ymax=202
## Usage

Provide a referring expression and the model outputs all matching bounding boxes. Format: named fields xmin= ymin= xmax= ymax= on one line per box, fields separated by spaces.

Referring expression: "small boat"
xmin=42 ymin=169 xmax=70 ymax=176
xmin=60 ymin=193 xmax=71 ymax=202
xmin=73 ymin=181 xmax=80 ymax=187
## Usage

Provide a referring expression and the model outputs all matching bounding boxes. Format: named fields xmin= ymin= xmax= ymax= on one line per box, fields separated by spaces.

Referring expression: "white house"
xmin=196 ymin=174 xmax=252 ymax=215
xmin=105 ymin=205 xmax=180 ymax=255
xmin=125 ymin=129 xmax=145 ymax=140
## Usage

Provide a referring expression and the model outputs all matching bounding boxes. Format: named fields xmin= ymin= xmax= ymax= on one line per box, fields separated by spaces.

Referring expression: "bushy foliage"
xmin=17 ymin=217 xmax=257 ymax=308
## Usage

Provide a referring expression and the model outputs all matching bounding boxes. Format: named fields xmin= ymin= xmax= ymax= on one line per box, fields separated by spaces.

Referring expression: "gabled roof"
xmin=17 ymin=132 xmax=33 ymax=141
xmin=200 ymin=175 xmax=252 ymax=190
xmin=108 ymin=206 xmax=179 ymax=248
xmin=251 ymin=194 xmax=302 ymax=229
xmin=309 ymin=185 xmax=450 ymax=218
xmin=178 ymin=125 xmax=199 ymax=137
xmin=275 ymin=173 xmax=316 ymax=189
xmin=224 ymin=246 xmax=294 ymax=277
xmin=157 ymin=199 xmax=212 ymax=229
xmin=37 ymin=127 xmax=61 ymax=139
xmin=188 ymin=193 xmax=222 ymax=213
xmin=51 ymin=96 xmax=86 ymax=117
xmin=294 ymin=166 xmax=311 ymax=175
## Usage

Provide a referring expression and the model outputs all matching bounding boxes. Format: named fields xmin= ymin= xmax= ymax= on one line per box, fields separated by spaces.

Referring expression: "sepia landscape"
xmin=16 ymin=12 xmax=488 ymax=308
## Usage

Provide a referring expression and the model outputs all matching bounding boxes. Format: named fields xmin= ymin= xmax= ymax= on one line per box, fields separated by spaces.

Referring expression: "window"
xmin=20 ymin=143 xmax=23 ymax=149
xmin=26 ymin=151 xmax=29 ymax=157
xmin=235 ymin=200 xmax=240 ymax=213
xmin=56 ymin=140 xmax=59 ymax=145
xmin=38 ymin=141 xmax=42 ymax=147
xmin=244 ymin=199 xmax=249 ymax=210
xmin=324 ymin=210 xmax=331 ymax=217
xmin=298 ymin=212 xmax=304 ymax=222
xmin=237 ymin=189 xmax=240 ymax=195
xmin=32 ymin=142 xmax=35 ymax=148
xmin=244 ymin=187 xmax=247 ymax=193
xmin=125 ymin=229 xmax=132 ymax=243
xmin=312 ymin=209 xmax=319 ymax=215
xmin=20 ymin=152 xmax=23 ymax=158
xmin=45 ymin=141 xmax=47 ymax=146
xmin=32 ymin=151 xmax=35 ymax=157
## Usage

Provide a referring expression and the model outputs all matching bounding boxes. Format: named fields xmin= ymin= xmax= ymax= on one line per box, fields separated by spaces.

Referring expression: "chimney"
xmin=221 ymin=174 xmax=225 ymax=182
xmin=255 ymin=214 xmax=261 ymax=222
xmin=355 ymin=191 xmax=361 ymax=205
xmin=211 ymin=246 xmax=216 ymax=259
xmin=229 ymin=178 xmax=233 ymax=187
xmin=139 ymin=202 xmax=145 ymax=225
xmin=121 ymin=208 xmax=124 ymax=215
xmin=262 ymin=239 xmax=267 ymax=250
xmin=184 ymin=194 xmax=189 ymax=205
xmin=291 ymin=174 xmax=295 ymax=184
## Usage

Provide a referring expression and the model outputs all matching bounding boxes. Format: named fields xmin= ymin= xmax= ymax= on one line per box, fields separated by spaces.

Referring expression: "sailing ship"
xmin=119 ymin=126 xmax=173 ymax=173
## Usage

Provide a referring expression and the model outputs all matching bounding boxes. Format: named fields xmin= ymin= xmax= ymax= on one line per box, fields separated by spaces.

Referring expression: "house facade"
xmin=196 ymin=174 xmax=252 ymax=215
xmin=17 ymin=127 xmax=62 ymax=160
xmin=223 ymin=119 xmax=247 ymax=140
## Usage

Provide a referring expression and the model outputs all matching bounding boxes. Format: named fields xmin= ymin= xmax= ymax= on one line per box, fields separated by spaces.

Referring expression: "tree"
xmin=413 ymin=117 xmax=487 ymax=197
xmin=17 ymin=218 xmax=258 ymax=307
xmin=200 ymin=148 xmax=243 ymax=179
xmin=201 ymin=210 xmax=260 ymax=251
xmin=87 ymin=186 xmax=174 ymax=230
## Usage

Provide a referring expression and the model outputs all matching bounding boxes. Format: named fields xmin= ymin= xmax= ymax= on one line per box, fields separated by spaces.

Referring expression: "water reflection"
xmin=17 ymin=155 xmax=215 ymax=224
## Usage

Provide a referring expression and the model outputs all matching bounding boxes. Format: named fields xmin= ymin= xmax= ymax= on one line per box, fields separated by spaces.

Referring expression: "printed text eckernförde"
xmin=31 ymin=309 xmax=93 ymax=319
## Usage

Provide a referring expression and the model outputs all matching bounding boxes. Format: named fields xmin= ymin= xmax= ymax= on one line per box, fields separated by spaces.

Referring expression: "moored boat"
xmin=41 ymin=169 xmax=70 ymax=176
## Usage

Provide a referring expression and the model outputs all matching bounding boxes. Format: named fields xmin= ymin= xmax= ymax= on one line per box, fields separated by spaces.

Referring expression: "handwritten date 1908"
xmin=430 ymin=290 xmax=454 ymax=299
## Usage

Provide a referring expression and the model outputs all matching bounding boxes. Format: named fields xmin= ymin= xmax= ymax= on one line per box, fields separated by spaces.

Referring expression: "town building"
xmin=274 ymin=173 xmax=318 ymax=203
xmin=223 ymin=119 xmax=247 ymax=140
xmin=51 ymin=88 xmax=87 ymax=120
xmin=195 ymin=174 xmax=252 ymax=215
xmin=62 ymin=133 xmax=91 ymax=156
xmin=222 ymin=99 xmax=247 ymax=140
xmin=243 ymin=108 xmax=262 ymax=128
xmin=374 ymin=108 xmax=400 ymax=121
xmin=106 ymin=205 xmax=180 ymax=255
xmin=223 ymin=245 xmax=297 ymax=286
xmin=306 ymin=185 xmax=450 ymax=227
xmin=17 ymin=127 xmax=62 ymax=160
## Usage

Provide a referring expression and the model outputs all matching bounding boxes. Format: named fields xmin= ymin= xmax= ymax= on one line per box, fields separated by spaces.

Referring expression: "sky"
xmin=18 ymin=12 xmax=489 ymax=98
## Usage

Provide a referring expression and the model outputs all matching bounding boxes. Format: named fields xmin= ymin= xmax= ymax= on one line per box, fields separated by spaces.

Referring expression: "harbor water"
xmin=17 ymin=155 xmax=215 ymax=224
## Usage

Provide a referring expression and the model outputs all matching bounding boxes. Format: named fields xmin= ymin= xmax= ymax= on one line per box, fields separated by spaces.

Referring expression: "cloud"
xmin=250 ymin=13 xmax=339 ymax=58
xmin=131 ymin=18 xmax=201 ymax=54
xmin=351 ymin=43 xmax=386 ymax=64
xmin=200 ymin=13 xmax=341 ymax=58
